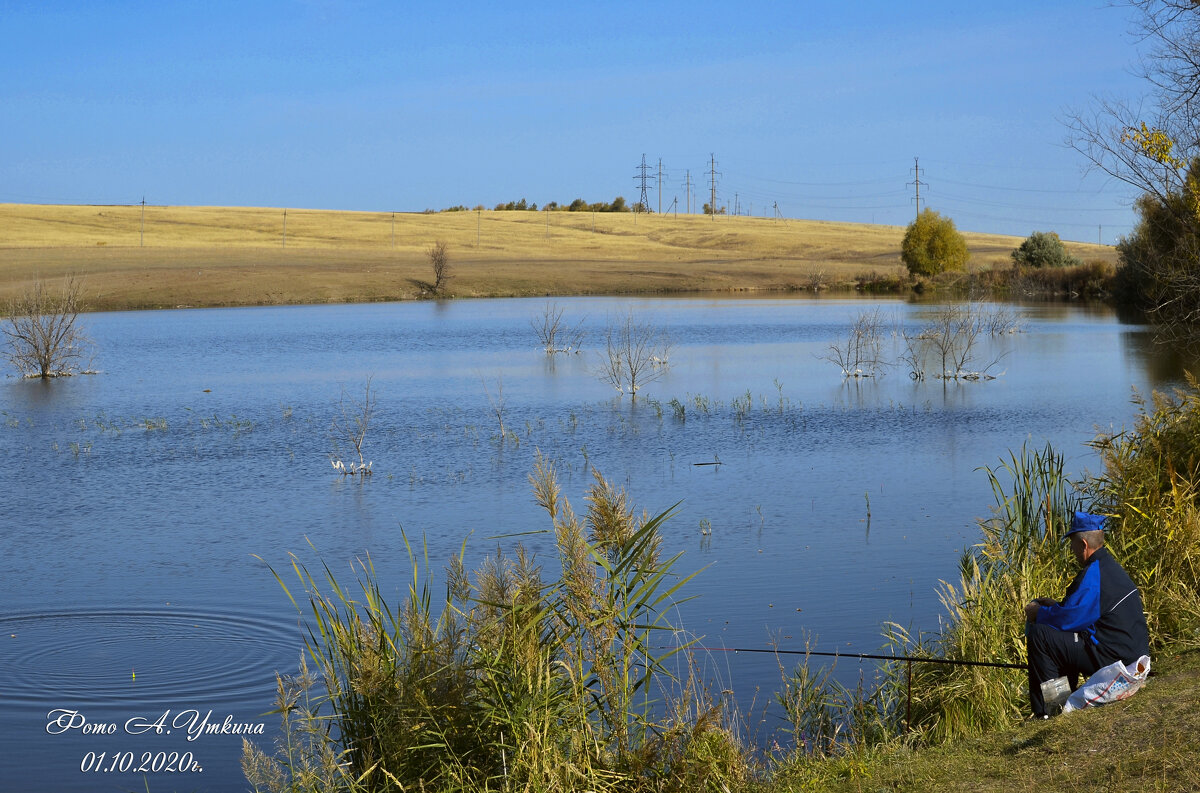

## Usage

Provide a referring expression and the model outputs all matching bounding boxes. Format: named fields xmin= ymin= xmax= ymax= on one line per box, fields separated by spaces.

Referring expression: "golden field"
xmin=0 ymin=203 xmax=1117 ymax=311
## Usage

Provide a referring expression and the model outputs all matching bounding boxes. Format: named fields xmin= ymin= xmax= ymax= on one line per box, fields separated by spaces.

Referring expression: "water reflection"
xmin=1120 ymin=328 xmax=1200 ymax=387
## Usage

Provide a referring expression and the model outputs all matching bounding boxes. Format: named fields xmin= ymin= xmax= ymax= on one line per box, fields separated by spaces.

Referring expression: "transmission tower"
xmin=657 ymin=158 xmax=664 ymax=214
xmin=907 ymin=157 xmax=925 ymax=219
xmin=708 ymin=154 xmax=720 ymax=220
xmin=635 ymin=154 xmax=652 ymax=213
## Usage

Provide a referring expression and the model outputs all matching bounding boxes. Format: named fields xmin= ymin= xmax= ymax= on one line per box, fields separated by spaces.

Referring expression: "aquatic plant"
xmin=594 ymin=309 xmax=672 ymax=398
xmin=259 ymin=455 xmax=737 ymax=792
xmin=330 ymin=377 xmax=374 ymax=476
xmin=1 ymin=275 xmax=94 ymax=379
xmin=821 ymin=308 xmax=887 ymax=378
xmin=531 ymin=301 xmax=586 ymax=354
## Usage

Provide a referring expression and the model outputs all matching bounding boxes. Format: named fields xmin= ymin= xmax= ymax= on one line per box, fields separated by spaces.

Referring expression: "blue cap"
xmin=1066 ymin=511 xmax=1106 ymax=537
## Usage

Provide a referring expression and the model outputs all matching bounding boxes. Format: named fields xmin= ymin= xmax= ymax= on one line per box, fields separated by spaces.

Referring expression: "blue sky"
xmin=1 ymin=1 xmax=1150 ymax=241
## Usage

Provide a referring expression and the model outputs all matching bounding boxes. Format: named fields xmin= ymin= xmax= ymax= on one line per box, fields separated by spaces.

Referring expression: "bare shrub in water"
xmin=900 ymin=303 xmax=1013 ymax=381
xmin=595 ymin=309 xmax=672 ymax=397
xmin=531 ymin=301 xmax=586 ymax=354
xmin=2 ymin=276 xmax=93 ymax=378
xmin=822 ymin=308 xmax=887 ymax=378
xmin=330 ymin=377 xmax=374 ymax=476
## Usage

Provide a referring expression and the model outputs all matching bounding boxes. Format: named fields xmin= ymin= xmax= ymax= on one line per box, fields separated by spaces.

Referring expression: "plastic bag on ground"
xmin=1062 ymin=655 xmax=1151 ymax=713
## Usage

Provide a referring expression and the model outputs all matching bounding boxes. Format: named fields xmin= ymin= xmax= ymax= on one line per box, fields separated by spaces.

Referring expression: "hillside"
xmin=0 ymin=204 xmax=1117 ymax=311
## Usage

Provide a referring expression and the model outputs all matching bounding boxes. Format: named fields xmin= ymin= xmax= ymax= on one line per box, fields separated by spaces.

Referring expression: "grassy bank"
xmin=0 ymin=203 xmax=1116 ymax=311
xmin=805 ymin=647 xmax=1200 ymax=793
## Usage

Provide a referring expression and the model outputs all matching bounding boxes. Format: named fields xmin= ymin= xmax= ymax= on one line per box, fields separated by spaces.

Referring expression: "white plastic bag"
xmin=1062 ymin=655 xmax=1151 ymax=713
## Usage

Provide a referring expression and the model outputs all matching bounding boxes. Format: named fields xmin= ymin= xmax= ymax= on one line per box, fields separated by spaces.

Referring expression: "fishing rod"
xmin=680 ymin=644 xmax=1028 ymax=733
xmin=693 ymin=645 xmax=1028 ymax=671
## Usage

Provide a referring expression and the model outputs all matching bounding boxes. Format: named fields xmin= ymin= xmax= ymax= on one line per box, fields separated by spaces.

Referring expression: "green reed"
xmin=256 ymin=452 xmax=747 ymax=792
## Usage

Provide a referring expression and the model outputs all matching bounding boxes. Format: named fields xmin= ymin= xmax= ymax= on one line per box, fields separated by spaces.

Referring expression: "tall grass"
xmin=886 ymin=443 xmax=1078 ymax=742
xmin=781 ymin=377 xmax=1200 ymax=756
xmin=1087 ymin=375 xmax=1200 ymax=649
xmin=886 ymin=378 xmax=1200 ymax=743
xmin=251 ymin=453 xmax=745 ymax=792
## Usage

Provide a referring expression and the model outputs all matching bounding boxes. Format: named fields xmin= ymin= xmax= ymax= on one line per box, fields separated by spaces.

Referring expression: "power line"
xmin=657 ymin=158 xmax=664 ymax=215
xmin=708 ymin=153 xmax=720 ymax=220
xmin=635 ymin=154 xmax=651 ymax=213
xmin=907 ymin=157 xmax=924 ymax=218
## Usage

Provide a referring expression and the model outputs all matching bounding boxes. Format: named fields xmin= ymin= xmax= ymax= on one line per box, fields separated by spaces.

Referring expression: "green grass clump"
xmin=249 ymin=452 xmax=747 ymax=793
xmin=883 ymin=376 xmax=1200 ymax=745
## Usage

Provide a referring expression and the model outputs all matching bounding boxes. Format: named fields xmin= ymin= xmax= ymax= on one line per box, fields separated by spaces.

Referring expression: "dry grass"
xmin=0 ymin=203 xmax=1117 ymax=311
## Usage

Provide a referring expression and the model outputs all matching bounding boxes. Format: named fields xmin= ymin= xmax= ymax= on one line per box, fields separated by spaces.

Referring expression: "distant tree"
xmin=901 ymin=209 xmax=969 ymax=276
xmin=568 ymin=198 xmax=589 ymax=212
xmin=543 ymin=201 xmax=559 ymax=211
xmin=2 ymin=276 xmax=93 ymax=378
xmin=608 ymin=196 xmax=627 ymax=212
xmin=428 ymin=240 xmax=450 ymax=295
xmin=702 ymin=202 xmax=726 ymax=215
xmin=1011 ymin=231 xmax=1082 ymax=268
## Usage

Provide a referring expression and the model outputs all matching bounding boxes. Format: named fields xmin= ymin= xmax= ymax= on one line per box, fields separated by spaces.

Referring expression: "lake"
xmin=1 ymin=294 xmax=1192 ymax=792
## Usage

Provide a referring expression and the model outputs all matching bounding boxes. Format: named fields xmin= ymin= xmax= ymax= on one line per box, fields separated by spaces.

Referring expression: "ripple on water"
xmin=0 ymin=607 xmax=301 ymax=708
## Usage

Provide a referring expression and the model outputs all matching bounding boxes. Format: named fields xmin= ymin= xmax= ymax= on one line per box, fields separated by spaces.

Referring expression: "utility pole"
xmin=907 ymin=157 xmax=925 ymax=218
xmin=656 ymin=158 xmax=663 ymax=214
xmin=734 ymin=192 xmax=739 ymax=216
xmin=282 ymin=209 xmax=287 ymax=248
xmin=636 ymin=154 xmax=652 ymax=214
xmin=709 ymin=153 xmax=719 ymax=221
xmin=685 ymin=170 xmax=692 ymax=214
xmin=139 ymin=196 xmax=145 ymax=247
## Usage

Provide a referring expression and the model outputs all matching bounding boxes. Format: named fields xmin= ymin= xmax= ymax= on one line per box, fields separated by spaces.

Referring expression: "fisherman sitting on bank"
xmin=1024 ymin=511 xmax=1149 ymax=718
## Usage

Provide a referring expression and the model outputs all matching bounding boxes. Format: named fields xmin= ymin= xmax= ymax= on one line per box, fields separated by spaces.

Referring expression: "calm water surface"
xmin=1 ymin=295 xmax=1192 ymax=791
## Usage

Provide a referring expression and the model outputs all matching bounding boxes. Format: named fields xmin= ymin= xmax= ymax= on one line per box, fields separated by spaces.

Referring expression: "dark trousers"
xmin=1026 ymin=621 xmax=1099 ymax=716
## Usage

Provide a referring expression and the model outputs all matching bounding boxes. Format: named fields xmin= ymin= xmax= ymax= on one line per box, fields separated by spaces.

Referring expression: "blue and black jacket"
xmin=1035 ymin=546 xmax=1150 ymax=665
